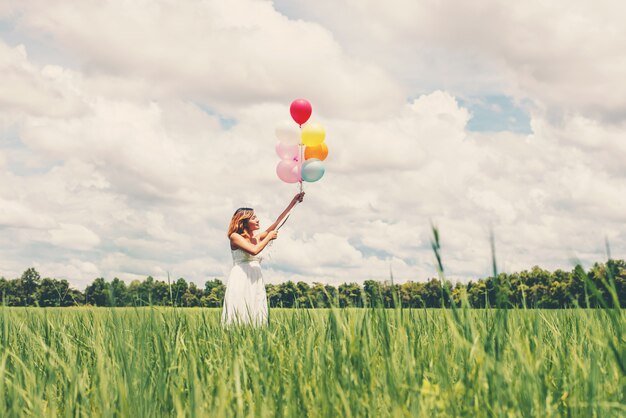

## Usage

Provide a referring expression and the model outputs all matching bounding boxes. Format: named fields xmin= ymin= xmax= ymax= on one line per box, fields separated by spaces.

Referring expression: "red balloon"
xmin=290 ymin=99 xmax=312 ymax=126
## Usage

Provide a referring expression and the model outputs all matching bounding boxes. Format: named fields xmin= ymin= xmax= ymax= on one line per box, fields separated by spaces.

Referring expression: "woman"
xmin=221 ymin=192 xmax=305 ymax=326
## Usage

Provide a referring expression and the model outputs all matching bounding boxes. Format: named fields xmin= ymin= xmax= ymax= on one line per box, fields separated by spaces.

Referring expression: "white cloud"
xmin=0 ymin=41 xmax=86 ymax=117
xmin=48 ymin=223 xmax=100 ymax=251
xmin=32 ymin=259 xmax=100 ymax=288
xmin=274 ymin=0 xmax=626 ymax=122
xmin=0 ymin=1 xmax=624 ymax=289
xmin=0 ymin=196 xmax=56 ymax=229
xmin=2 ymin=0 xmax=403 ymax=120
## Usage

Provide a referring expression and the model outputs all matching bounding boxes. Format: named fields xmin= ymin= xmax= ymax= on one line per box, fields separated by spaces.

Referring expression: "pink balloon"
xmin=290 ymin=99 xmax=312 ymax=126
xmin=275 ymin=142 xmax=300 ymax=161
xmin=276 ymin=160 xmax=301 ymax=183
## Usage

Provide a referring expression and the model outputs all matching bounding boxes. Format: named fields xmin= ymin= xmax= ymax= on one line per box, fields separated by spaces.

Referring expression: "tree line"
xmin=1 ymin=259 xmax=624 ymax=308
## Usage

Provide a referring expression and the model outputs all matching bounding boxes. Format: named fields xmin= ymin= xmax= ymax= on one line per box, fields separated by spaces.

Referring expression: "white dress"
xmin=221 ymin=248 xmax=269 ymax=327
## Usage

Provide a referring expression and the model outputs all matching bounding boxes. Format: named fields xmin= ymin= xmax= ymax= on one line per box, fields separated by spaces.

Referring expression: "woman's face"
xmin=247 ymin=213 xmax=260 ymax=231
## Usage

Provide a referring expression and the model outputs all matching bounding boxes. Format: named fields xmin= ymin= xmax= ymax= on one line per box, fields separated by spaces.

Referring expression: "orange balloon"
xmin=304 ymin=143 xmax=328 ymax=161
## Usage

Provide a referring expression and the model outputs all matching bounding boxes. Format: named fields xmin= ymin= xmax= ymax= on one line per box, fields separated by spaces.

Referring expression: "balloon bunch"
xmin=275 ymin=99 xmax=328 ymax=191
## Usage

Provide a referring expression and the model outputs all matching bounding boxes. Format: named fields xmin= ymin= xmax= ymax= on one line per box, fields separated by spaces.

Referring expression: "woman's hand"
xmin=266 ymin=231 xmax=278 ymax=241
xmin=291 ymin=192 xmax=305 ymax=204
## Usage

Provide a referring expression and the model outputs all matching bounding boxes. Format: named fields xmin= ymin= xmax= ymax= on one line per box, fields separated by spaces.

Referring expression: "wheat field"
xmin=0 ymin=306 xmax=624 ymax=417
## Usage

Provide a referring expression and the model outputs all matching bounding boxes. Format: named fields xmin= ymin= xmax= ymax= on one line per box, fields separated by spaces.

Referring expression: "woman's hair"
xmin=227 ymin=207 xmax=254 ymax=239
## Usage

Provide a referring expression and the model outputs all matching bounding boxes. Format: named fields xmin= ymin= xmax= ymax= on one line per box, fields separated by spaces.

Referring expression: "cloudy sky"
xmin=1 ymin=0 xmax=624 ymax=288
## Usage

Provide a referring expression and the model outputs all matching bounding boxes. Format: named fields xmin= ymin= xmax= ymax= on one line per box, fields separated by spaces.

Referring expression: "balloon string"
xmin=299 ymin=142 xmax=304 ymax=193
xmin=277 ymin=213 xmax=291 ymax=230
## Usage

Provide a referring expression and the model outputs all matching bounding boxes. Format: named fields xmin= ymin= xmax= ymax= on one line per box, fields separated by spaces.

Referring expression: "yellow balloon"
xmin=301 ymin=123 xmax=326 ymax=147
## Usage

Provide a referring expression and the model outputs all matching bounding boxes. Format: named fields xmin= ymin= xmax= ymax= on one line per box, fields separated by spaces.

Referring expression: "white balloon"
xmin=275 ymin=121 xmax=301 ymax=145
xmin=275 ymin=142 xmax=300 ymax=161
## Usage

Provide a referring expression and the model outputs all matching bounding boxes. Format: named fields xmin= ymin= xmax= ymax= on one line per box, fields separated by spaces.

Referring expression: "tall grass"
xmin=1 ymin=229 xmax=624 ymax=416
xmin=0 ymin=305 xmax=624 ymax=417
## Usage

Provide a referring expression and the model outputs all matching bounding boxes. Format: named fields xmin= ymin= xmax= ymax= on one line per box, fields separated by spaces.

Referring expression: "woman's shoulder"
xmin=229 ymin=233 xmax=256 ymax=250
xmin=229 ymin=233 xmax=240 ymax=250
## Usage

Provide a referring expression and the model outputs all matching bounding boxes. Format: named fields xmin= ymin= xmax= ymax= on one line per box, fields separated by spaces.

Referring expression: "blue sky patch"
xmin=1 ymin=129 xmax=60 ymax=176
xmin=1 ymin=19 xmax=80 ymax=68
xmin=193 ymin=103 xmax=237 ymax=130
xmin=458 ymin=95 xmax=532 ymax=134
xmin=349 ymin=238 xmax=392 ymax=260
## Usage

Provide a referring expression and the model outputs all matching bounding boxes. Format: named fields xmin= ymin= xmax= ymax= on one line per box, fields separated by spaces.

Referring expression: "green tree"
xmin=467 ymin=281 xmax=486 ymax=308
xmin=202 ymin=280 xmax=225 ymax=307
xmin=450 ymin=283 xmax=465 ymax=307
xmin=400 ymin=281 xmax=424 ymax=308
xmin=295 ymin=281 xmax=311 ymax=307
xmin=182 ymin=291 xmax=200 ymax=307
xmin=85 ymin=278 xmax=109 ymax=306
xmin=109 ymin=278 xmax=129 ymax=307
xmin=187 ymin=282 xmax=203 ymax=299
xmin=183 ymin=283 xmax=202 ymax=307
xmin=138 ymin=276 xmax=155 ymax=305
xmin=0 ymin=277 xmax=11 ymax=305
xmin=19 ymin=268 xmax=41 ymax=306
xmin=172 ymin=278 xmax=188 ymax=306
xmin=324 ymin=284 xmax=338 ymax=306
xmin=338 ymin=283 xmax=362 ymax=307
xmin=309 ymin=283 xmax=332 ymax=308
xmin=380 ymin=283 xmax=401 ymax=308
xmin=128 ymin=280 xmax=142 ymax=305
xmin=610 ymin=259 xmax=626 ymax=307
xmin=547 ymin=270 xmax=573 ymax=308
xmin=4 ymin=258 xmax=626 ymax=309
xmin=66 ymin=287 xmax=85 ymax=305
xmin=200 ymin=279 xmax=226 ymax=308
xmin=421 ymin=279 xmax=442 ymax=308
xmin=364 ymin=280 xmax=383 ymax=307
xmin=277 ymin=281 xmax=297 ymax=308
xmin=152 ymin=280 xmax=170 ymax=306
xmin=36 ymin=278 xmax=71 ymax=307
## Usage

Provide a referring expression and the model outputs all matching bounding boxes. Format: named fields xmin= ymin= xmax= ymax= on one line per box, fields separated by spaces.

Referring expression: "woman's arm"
xmin=259 ymin=192 xmax=304 ymax=240
xmin=230 ymin=232 xmax=277 ymax=256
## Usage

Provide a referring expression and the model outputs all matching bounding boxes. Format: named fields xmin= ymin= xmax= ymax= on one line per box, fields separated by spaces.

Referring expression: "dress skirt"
xmin=221 ymin=257 xmax=269 ymax=327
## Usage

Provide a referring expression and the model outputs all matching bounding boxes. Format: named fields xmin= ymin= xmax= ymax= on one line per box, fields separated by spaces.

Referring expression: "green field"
xmin=0 ymin=307 xmax=624 ymax=417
